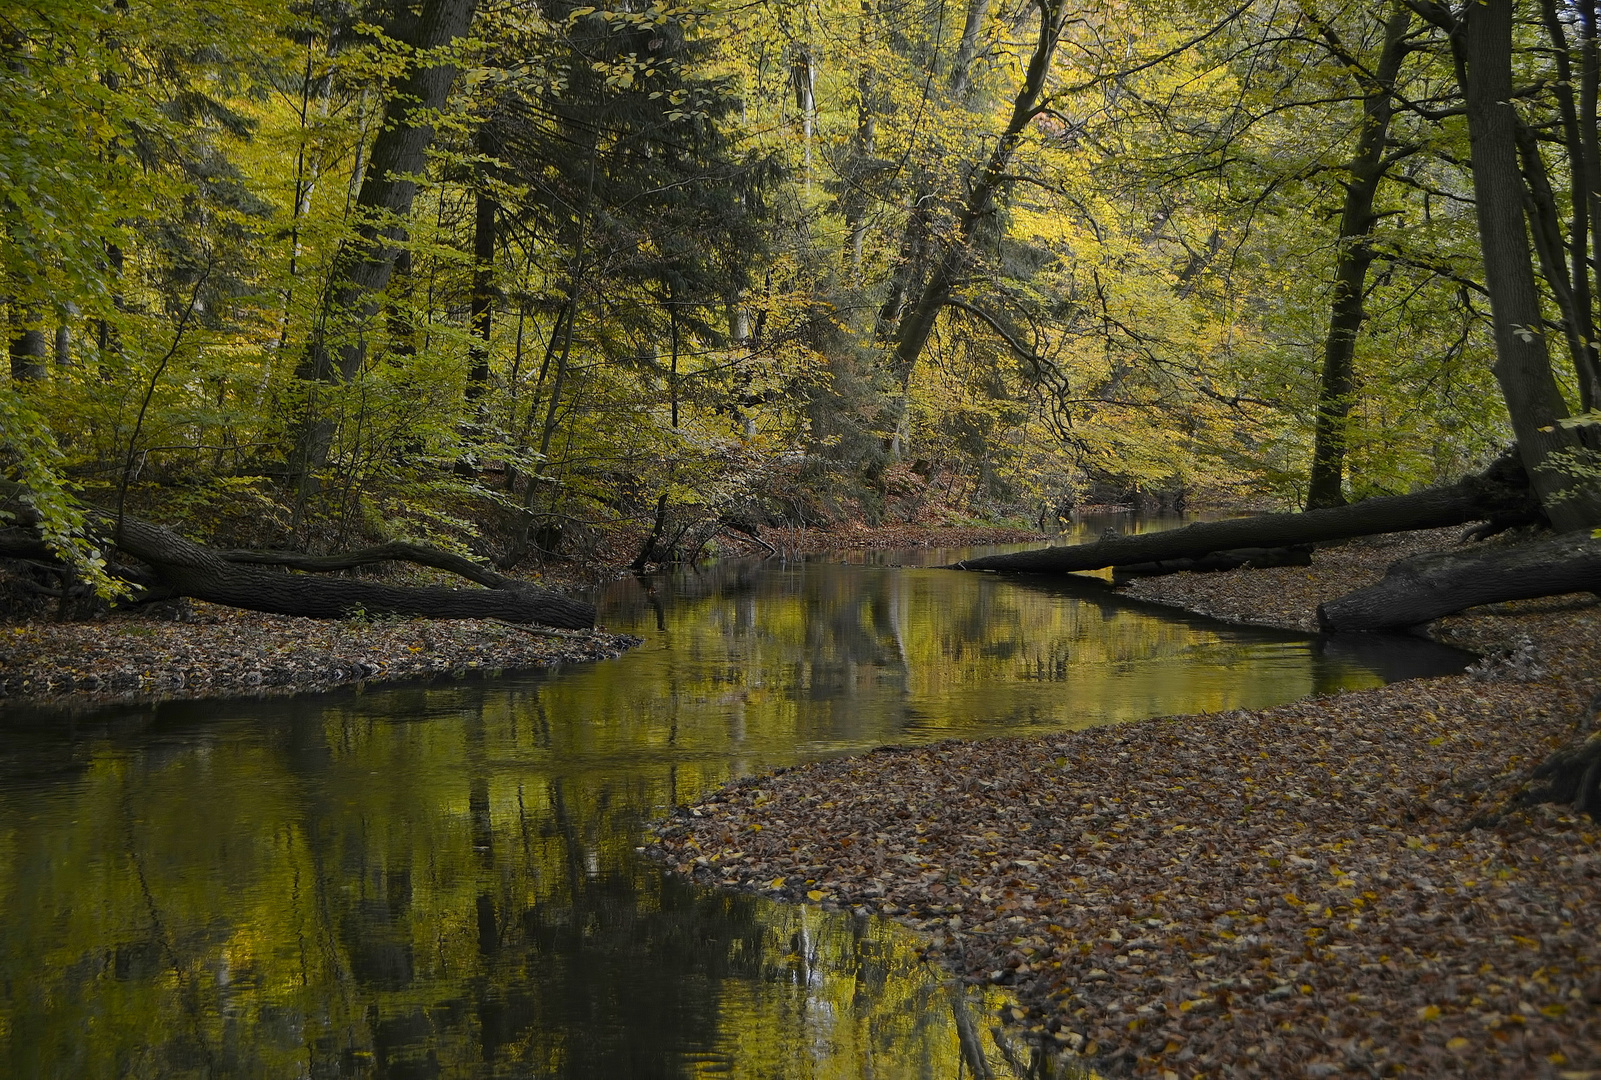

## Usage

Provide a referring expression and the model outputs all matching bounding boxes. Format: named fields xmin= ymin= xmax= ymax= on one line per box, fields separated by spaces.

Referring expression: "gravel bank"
xmin=650 ymin=531 xmax=1601 ymax=1079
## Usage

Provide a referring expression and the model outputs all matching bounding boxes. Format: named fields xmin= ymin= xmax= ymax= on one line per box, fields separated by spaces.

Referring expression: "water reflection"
xmin=0 ymin=545 xmax=1469 ymax=1078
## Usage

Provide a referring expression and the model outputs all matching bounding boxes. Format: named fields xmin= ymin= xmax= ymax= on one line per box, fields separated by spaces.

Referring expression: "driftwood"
xmin=0 ymin=495 xmax=594 ymax=627
xmin=947 ymin=455 xmax=1540 ymax=576
xmin=1317 ymin=530 xmax=1601 ymax=633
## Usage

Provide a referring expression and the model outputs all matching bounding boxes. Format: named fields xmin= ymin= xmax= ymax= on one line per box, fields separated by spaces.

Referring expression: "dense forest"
xmin=4 ymin=0 xmax=1601 ymax=600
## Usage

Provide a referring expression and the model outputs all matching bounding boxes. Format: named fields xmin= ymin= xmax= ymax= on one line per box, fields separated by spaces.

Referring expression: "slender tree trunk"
xmin=890 ymin=0 xmax=1067 ymax=385
xmin=1536 ymin=0 xmax=1601 ymax=409
xmin=792 ymin=47 xmax=816 ymax=194
xmin=1580 ymin=2 xmax=1601 ymax=332
xmin=466 ymin=185 xmax=496 ymax=404
xmin=1306 ymin=2 xmax=1412 ymax=509
xmin=1456 ymin=0 xmax=1601 ymax=531
xmin=949 ymin=0 xmax=993 ymax=98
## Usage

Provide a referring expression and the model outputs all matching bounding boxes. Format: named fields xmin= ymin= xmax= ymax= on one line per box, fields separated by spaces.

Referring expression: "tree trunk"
xmin=1111 ymin=546 xmax=1312 ymax=580
xmin=890 ymin=0 xmax=1067 ymax=384
xmin=9 ymin=319 xmax=46 ymax=381
xmin=1317 ymin=529 xmax=1601 ymax=632
xmin=1456 ymin=1 xmax=1601 ymax=531
xmin=467 ymin=168 xmax=497 ymax=404
xmin=1537 ymin=0 xmax=1601 ymax=410
xmin=1306 ymin=2 xmax=1413 ymax=509
xmin=0 ymin=486 xmax=598 ymax=626
xmin=291 ymin=0 xmax=479 ymax=473
xmin=948 ymin=455 xmax=1539 ymax=574
xmin=949 ymin=0 xmax=993 ymax=98
xmin=1522 ymin=729 xmax=1601 ymax=818
xmin=111 ymin=517 xmax=594 ymax=627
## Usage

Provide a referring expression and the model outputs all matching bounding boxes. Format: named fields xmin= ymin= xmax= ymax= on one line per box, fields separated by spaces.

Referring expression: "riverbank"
xmin=650 ymin=529 xmax=1601 ymax=1079
xmin=0 ymin=524 xmax=1042 ymax=710
xmin=0 ymin=604 xmax=640 ymax=708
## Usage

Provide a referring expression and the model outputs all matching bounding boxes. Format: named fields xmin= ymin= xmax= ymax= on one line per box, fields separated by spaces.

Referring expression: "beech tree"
xmin=1406 ymin=0 xmax=1601 ymax=530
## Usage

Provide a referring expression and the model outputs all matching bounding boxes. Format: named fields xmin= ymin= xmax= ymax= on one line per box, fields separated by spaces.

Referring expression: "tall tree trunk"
xmin=466 ymin=184 xmax=496 ymax=405
xmin=948 ymin=454 xmax=1540 ymax=574
xmin=290 ymin=0 xmax=479 ymax=475
xmin=949 ymin=0 xmax=993 ymax=98
xmin=1535 ymin=0 xmax=1601 ymax=409
xmin=1306 ymin=2 xmax=1413 ymax=510
xmin=890 ymin=0 xmax=1067 ymax=385
xmin=1456 ymin=0 xmax=1601 ymax=531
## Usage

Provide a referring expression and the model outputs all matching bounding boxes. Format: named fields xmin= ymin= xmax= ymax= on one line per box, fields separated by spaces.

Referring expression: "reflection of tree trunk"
xmin=548 ymin=779 xmax=590 ymax=902
xmin=1305 ymin=2 xmax=1412 ymax=510
xmin=950 ymin=983 xmax=994 ymax=1080
xmin=1456 ymin=1 xmax=1601 ymax=531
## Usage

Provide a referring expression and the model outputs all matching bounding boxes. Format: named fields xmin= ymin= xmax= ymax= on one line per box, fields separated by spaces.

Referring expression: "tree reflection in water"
xmin=0 ymin=545 xmax=1465 ymax=1077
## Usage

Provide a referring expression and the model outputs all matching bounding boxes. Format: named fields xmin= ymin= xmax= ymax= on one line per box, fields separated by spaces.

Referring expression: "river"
xmin=0 ymin=535 xmax=1471 ymax=1078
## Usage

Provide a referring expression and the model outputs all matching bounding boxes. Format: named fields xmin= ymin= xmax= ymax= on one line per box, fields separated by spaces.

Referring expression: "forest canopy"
xmin=3 ymin=0 xmax=1600 ymax=588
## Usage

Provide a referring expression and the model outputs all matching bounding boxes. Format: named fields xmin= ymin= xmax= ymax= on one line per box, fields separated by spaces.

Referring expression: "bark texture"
xmin=1111 ymin=546 xmax=1312 ymax=580
xmin=1456 ymin=1 xmax=1601 ymax=530
xmin=948 ymin=457 xmax=1539 ymax=575
xmin=1316 ymin=530 xmax=1601 ymax=633
xmin=114 ymin=519 xmax=594 ymax=627
xmin=1305 ymin=2 xmax=1413 ymax=509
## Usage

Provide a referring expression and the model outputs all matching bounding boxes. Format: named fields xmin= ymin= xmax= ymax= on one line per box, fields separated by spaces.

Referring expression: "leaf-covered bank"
xmin=650 ymin=534 xmax=1601 ymax=1079
xmin=0 ymin=524 xmax=1043 ymax=709
xmin=0 ymin=604 xmax=638 ymax=709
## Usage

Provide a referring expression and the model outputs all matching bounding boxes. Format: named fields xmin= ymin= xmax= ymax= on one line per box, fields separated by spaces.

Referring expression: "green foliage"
xmin=6 ymin=0 xmax=1592 ymax=573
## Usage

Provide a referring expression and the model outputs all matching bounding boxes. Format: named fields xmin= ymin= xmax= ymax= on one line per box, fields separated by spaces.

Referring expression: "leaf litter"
xmin=0 ymin=601 xmax=639 ymax=707
xmin=651 ymin=531 xmax=1601 ymax=1078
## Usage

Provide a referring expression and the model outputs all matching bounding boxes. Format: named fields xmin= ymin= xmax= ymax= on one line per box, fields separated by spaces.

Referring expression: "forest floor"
xmin=0 ymin=523 xmax=1040 ymax=709
xmin=650 ymin=527 xmax=1601 ymax=1080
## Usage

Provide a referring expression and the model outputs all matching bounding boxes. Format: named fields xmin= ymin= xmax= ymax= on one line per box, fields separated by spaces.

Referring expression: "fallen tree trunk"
xmin=114 ymin=518 xmax=595 ymax=628
xmin=1316 ymin=530 xmax=1601 ymax=633
xmin=1111 ymin=545 xmax=1312 ymax=580
xmin=948 ymin=455 xmax=1539 ymax=575
xmin=222 ymin=540 xmax=529 ymax=591
xmin=0 ymin=489 xmax=594 ymax=626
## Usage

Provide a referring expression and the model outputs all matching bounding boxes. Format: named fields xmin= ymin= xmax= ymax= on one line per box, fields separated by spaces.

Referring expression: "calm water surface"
xmin=0 ymin=532 xmax=1471 ymax=1078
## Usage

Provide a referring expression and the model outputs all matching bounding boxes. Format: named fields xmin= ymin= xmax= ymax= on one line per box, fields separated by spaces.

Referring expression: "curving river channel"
xmin=0 ymin=530 xmax=1472 ymax=1078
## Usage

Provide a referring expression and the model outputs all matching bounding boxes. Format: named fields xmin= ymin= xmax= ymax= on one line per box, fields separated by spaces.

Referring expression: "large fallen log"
xmin=947 ymin=456 xmax=1539 ymax=575
xmin=0 ymin=487 xmax=594 ymax=627
xmin=1316 ymin=530 xmax=1601 ymax=633
xmin=113 ymin=518 xmax=595 ymax=628
xmin=1110 ymin=545 xmax=1312 ymax=580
